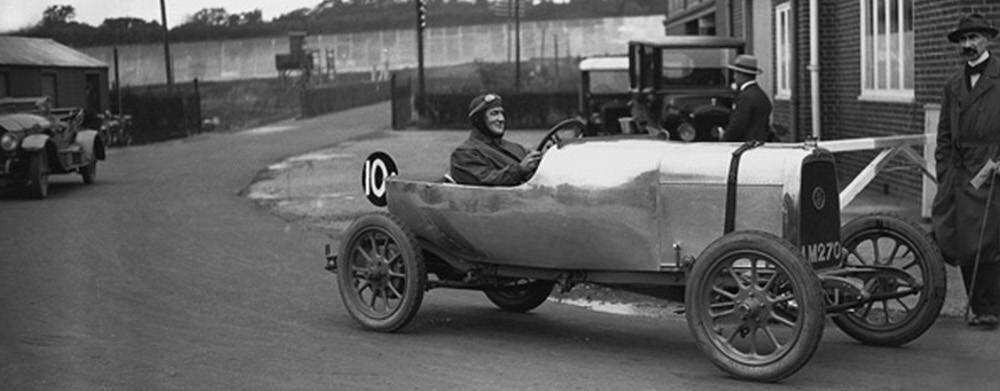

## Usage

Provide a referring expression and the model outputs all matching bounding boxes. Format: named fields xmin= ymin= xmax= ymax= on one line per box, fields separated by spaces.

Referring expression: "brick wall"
xmin=769 ymin=0 xmax=1000 ymax=199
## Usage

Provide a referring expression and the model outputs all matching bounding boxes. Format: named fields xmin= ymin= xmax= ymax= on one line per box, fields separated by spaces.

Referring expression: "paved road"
xmin=1 ymin=103 xmax=998 ymax=390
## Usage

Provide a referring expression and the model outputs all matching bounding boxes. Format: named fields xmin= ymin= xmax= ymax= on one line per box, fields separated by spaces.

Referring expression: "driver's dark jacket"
xmin=450 ymin=129 xmax=532 ymax=186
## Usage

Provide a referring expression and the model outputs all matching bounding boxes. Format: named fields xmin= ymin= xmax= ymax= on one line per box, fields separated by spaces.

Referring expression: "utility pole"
xmin=416 ymin=0 xmax=427 ymax=113
xmin=514 ymin=0 xmax=520 ymax=91
xmin=159 ymin=0 xmax=174 ymax=87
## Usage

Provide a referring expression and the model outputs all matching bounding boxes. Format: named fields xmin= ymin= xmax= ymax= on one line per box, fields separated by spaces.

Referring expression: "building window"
xmin=859 ymin=0 xmax=914 ymax=102
xmin=775 ymin=3 xmax=792 ymax=99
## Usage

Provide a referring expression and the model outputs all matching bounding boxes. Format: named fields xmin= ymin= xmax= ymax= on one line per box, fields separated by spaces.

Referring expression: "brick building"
xmin=664 ymin=0 xmax=1000 ymax=200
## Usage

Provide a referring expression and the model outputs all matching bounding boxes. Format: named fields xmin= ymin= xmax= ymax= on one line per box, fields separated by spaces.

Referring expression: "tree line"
xmin=10 ymin=0 xmax=664 ymax=47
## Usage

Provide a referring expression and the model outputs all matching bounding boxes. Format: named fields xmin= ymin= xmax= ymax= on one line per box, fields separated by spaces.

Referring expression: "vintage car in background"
xmin=581 ymin=36 xmax=743 ymax=141
xmin=325 ymin=120 xmax=946 ymax=381
xmin=0 ymin=97 xmax=105 ymax=198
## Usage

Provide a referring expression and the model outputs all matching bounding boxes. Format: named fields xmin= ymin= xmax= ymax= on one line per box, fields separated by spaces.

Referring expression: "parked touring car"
xmin=325 ymin=120 xmax=946 ymax=381
xmin=0 ymin=97 xmax=105 ymax=198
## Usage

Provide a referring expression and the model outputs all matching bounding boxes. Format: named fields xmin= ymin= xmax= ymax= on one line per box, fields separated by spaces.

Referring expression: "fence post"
xmin=923 ymin=103 xmax=940 ymax=220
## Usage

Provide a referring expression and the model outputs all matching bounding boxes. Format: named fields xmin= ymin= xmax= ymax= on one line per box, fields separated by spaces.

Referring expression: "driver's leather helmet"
xmin=468 ymin=93 xmax=503 ymax=137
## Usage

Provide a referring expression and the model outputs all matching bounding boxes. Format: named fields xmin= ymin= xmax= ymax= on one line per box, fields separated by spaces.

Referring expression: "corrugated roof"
xmin=0 ymin=35 xmax=107 ymax=68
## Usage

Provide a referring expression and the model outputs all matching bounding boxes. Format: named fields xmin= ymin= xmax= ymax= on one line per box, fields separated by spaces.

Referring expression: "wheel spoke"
xmin=749 ymin=327 xmax=759 ymax=356
xmin=763 ymin=325 xmax=784 ymax=350
xmin=382 ymin=289 xmax=392 ymax=310
xmin=387 ymin=281 xmax=404 ymax=298
xmin=870 ymin=238 xmax=881 ymax=265
xmin=761 ymin=272 xmax=778 ymax=291
xmin=750 ymin=259 xmax=759 ymax=286
xmin=881 ymin=300 xmax=891 ymax=325
xmin=354 ymin=247 xmax=375 ymax=265
xmin=712 ymin=286 xmax=737 ymax=299
xmin=847 ymin=247 xmax=867 ymax=266
xmin=727 ymin=266 xmax=746 ymax=289
xmin=710 ymin=308 xmax=737 ymax=321
xmin=771 ymin=312 xmax=797 ymax=328
xmin=355 ymin=280 xmax=371 ymax=295
xmin=858 ymin=301 xmax=875 ymax=319
xmin=769 ymin=293 xmax=794 ymax=304
xmin=368 ymin=288 xmax=379 ymax=308
xmin=886 ymin=241 xmax=902 ymax=264
xmin=894 ymin=297 xmax=912 ymax=313
xmin=900 ymin=259 xmax=917 ymax=271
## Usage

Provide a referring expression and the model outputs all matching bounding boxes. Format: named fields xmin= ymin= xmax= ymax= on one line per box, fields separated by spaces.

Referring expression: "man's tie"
xmin=966 ymin=61 xmax=988 ymax=89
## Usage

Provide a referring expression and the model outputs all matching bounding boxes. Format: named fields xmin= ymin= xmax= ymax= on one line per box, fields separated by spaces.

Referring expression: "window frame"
xmin=858 ymin=0 xmax=914 ymax=103
xmin=774 ymin=3 xmax=792 ymax=100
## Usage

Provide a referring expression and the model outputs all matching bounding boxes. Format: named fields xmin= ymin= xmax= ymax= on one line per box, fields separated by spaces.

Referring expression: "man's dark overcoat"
xmin=932 ymin=53 xmax=1000 ymax=267
xmin=723 ymin=82 xmax=773 ymax=142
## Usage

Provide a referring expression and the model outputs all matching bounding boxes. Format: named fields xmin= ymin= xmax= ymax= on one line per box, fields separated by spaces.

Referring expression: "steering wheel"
xmin=535 ymin=118 xmax=587 ymax=152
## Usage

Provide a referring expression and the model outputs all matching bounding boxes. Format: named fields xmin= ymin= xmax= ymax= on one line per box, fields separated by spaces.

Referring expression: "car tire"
xmin=337 ymin=212 xmax=426 ymax=332
xmin=484 ymin=279 xmax=555 ymax=313
xmin=832 ymin=213 xmax=946 ymax=347
xmin=27 ymin=152 xmax=49 ymax=199
xmin=686 ymin=230 xmax=825 ymax=382
xmin=81 ymin=160 xmax=97 ymax=184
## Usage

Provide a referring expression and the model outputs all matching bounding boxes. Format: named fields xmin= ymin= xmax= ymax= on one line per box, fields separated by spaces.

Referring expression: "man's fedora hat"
xmin=727 ymin=54 xmax=764 ymax=75
xmin=948 ymin=13 xmax=998 ymax=43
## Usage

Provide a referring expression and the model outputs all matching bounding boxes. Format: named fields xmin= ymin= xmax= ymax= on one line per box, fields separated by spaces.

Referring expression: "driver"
xmin=449 ymin=93 xmax=542 ymax=186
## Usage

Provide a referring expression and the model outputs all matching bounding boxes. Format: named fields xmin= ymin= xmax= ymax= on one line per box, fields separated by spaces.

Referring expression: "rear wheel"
xmin=484 ymin=279 xmax=555 ymax=313
xmin=833 ymin=214 xmax=946 ymax=346
xmin=686 ymin=231 xmax=825 ymax=382
xmin=27 ymin=152 xmax=49 ymax=199
xmin=337 ymin=212 xmax=426 ymax=332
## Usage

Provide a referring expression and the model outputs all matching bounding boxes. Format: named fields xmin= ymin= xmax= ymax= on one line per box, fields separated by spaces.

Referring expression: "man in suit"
xmin=722 ymin=54 xmax=773 ymax=142
xmin=933 ymin=13 xmax=1000 ymax=330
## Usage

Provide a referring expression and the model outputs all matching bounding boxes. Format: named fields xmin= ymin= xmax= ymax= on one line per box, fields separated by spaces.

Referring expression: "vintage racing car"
xmin=325 ymin=120 xmax=946 ymax=381
xmin=0 ymin=97 xmax=105 ymax=198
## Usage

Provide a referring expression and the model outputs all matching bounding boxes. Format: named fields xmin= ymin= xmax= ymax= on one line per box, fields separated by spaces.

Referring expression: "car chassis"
xmin=324 ymin=120 xmax=946 ymax=382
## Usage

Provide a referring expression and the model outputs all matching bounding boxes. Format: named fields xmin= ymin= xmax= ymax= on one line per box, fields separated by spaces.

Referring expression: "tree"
xmin=189 ymin=8 xmax=230 ymax=26
xmin=42 ymin=5 xmax=76 ymax=25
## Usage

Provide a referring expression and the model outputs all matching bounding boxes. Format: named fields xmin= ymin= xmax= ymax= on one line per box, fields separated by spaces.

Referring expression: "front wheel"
xmin=832 ymin=214 xmax=946 ymax=347
xmin=27 ymin=152 xmax=49 ymax=199
xmin=686 ymin=231 xmax=825 ymax=382
xmin=337 ymin=212 xmax=426 ymax=332
xmin=81 ymin=160 xmax=97 ymax=184
xmin=484 ymin=279 xmax=555 ymax=313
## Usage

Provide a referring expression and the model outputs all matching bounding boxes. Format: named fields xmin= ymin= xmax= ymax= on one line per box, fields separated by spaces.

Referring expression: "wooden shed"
xmin=0 ymin=36 xmax=109 ymax=125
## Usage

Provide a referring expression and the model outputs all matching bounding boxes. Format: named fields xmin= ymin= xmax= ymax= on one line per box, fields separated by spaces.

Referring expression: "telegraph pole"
xmin=514 ymin=0 xmax=520 ymax=91
xmin=416 ymin=0 xmax=427 ymax=112
xmin=159 ymin=0 xmax=174 ymax=87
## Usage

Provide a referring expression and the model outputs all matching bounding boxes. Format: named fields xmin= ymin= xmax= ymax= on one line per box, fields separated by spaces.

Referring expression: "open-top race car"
xmin=0 ymin=96 xmax=105 ymax=198
xmin=325 ymin=120 xmax=946 ymax=382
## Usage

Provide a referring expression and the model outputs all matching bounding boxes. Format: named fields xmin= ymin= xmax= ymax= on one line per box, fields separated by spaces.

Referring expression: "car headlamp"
xmin=1 ymin=133 xmax=18 ymax=151
xmin=677 ymin=122 xmax=697 ymax=142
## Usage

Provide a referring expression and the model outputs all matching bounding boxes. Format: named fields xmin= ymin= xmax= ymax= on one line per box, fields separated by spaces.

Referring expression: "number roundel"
xmin=362 ymin=152 xmax=398 ymax=207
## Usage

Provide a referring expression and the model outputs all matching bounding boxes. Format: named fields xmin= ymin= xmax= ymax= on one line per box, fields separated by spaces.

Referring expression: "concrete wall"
xmin=80 ymin=15 xmax=665 ymax=87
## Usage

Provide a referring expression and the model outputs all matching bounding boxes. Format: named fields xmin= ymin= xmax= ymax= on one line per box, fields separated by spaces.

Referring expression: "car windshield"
xmin=661 ymin=48 xmax=739 ymax=87
xmin=588 ymin=70 xmax=630 ymax=94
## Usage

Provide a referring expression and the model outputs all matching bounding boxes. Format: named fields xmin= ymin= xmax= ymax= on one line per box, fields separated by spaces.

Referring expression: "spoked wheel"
xmin=833 ymin=214 xmax=946 ymax=346
xmin=484 ymin=279 xmax=555 ymax=313
xmin=337 ymin=212 xmax=426 ymax=332
xmin=686 ymin=231 xmax=825 ymax=382
xmin=27 ymin=152 xmax=49 ymax=199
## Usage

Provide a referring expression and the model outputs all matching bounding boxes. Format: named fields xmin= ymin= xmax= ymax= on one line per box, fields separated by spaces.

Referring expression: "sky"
xmin=0 ymin=0 xmax=324 ymax=32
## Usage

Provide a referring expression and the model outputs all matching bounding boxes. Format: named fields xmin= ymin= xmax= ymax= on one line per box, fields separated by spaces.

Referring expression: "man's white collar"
xmin=740 ymin=80 xmax=758 ymax=91
xmin=969 ymin=51 xmax=990 ymax=67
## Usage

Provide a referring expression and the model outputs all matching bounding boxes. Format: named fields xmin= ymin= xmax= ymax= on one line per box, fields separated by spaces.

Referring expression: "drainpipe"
xmin=809 ymin=0 xmax=820 ymax=139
